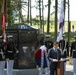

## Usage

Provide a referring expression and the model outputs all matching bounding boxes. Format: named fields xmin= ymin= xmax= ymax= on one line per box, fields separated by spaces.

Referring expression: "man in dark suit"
xmin=47 ymin=42 xmax=61 ymax=75
xmin=70 ymin=36 xmax=76 ymax=75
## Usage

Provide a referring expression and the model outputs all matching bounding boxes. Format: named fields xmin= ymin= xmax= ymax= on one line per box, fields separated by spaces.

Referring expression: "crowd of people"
xmin=35 ymin=34 xmax=76 ymax=75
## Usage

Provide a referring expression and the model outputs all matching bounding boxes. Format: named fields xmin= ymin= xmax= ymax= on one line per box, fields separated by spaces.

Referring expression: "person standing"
xmin=70 ymin=36 xmax=76 ymax=75
xmin=58 ymin=35 xmax=68 ymax=74
xmin=47 ymin=42 xmax=61 ymax=75
xmin=0 ymin=35 xmax=6 ymax=75
xmin=6 ymin=35 xmax=19 ymax=75
xmin=72 ymin=25 xmax=74 ymax=32
xmin=59 ymin=35 xmax=69 ymax=58
xmin=45 ymin=34 xmax=53 ymax=49
xmin=35 ymin=42 xmax=49 ymax=75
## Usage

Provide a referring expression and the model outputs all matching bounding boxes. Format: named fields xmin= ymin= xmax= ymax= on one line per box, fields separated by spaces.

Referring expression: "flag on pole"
xmin=57 ymin=0 xmax=64 ymax=42
xmin=2 ymin=13 xmax=6 ymax=41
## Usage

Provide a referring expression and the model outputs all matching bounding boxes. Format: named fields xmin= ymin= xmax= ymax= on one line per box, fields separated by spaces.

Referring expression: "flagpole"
xmin=1 ymin=0 xmax=6 ymax=41
xmin=55 ymin=0 xmax=58 ymax=41
xmin=62 ymin=0 xmax=65 ymax=34
xmin=68 ymin=0 xmax=70 ymax=56
xmin=63 ymin=0 xmax=66 ymax=33
xmin=1 ymin=0 xmax=5 ymax=13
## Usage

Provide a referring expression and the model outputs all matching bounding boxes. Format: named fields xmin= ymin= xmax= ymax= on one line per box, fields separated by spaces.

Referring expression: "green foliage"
xmin=44 ymin=31 xmax=76 ymax=46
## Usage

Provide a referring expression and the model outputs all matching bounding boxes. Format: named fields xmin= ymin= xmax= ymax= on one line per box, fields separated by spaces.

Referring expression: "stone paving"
xmin=4 ymin=61 xmax=73 ymax=75
xmin=42 ymin=63 xmax=73 ymax=75
xmin=65 ymin=63 xmax=73 ymax=75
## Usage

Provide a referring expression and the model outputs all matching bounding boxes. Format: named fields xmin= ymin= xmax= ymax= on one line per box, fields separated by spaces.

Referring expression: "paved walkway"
xmin=66 ymin=63 xmax=73 ymax=75
xmin=42 ymin=63 xmax=73 ymax=75
xmin=4 ymin=62 xmax=73 ymax=75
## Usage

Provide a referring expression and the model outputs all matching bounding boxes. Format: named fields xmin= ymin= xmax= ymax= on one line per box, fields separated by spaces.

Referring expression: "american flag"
xmin=57 ymin=0 xmax=64 ymax=42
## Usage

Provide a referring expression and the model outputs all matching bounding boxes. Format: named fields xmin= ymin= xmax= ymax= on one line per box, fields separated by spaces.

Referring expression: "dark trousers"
xmin=50 ymin=68 xmax=56 ymax=75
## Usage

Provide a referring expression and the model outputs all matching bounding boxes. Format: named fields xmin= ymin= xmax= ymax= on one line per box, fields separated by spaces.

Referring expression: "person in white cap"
xmin=6 ymin=35 xmax=19 ymax=75
xmin=0 ymin=35 xmax=6 ymax=75
xmin=59 ymin=35 xmax=68 ymax=57
xmin=45 ymin=34 xmax=53 ymax=49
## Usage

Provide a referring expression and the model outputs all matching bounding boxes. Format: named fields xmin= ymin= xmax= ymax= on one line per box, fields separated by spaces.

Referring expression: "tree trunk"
xmin=7 ymin=0 xmax=11 ymax=26
xmin=27 ymin=0 xmax=30 ymax=23
xmin=39 ymin=0 xmax=42 ymax=29
xmin=29 ymin=0 xmax=32 ymax=25
xmin=64 ymin=0 xmax=66 ymax=17
xmin=42 ymin=0 xmax=44 ymax=33
xmin=55 ymin=0 xmax=58 ymax=41
xmin=18 ymin=0 xmax=24 ymax=23
xmin=47 ymin=0 xmax=51 ymax=34
xmin=19 ymin=9 xmax=24 ymax=23
xmin=68 ymin=0 xmax=70 ymax=50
